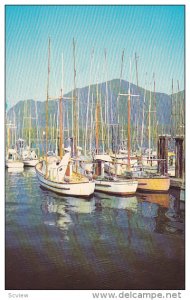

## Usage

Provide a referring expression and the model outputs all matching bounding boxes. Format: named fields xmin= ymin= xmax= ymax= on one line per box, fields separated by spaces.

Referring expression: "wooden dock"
xmin=170 ymin=177 xmax=185 ymax=189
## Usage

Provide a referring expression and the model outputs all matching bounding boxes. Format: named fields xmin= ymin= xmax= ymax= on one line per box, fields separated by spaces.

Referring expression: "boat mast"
xmin=59 ymin=89 xmax=63 ymax=159
xmin=29 ymin=105 xmax=31 ymax=148
xmin=78 ymin=91 xmax=80 ymax=147
xmin=73 ymin=38 xmax=77 ymax=157
xmin=170 ymin=79 xmax=174 ymax=137
xmin=55 ymin=101 xmax=59 ymax=156
xmin=45 ymin=37 xmax=51 ymax=177
xmin=59 ymin=52 xmax=65 ymax=159
xmin=117 ymin=50 xmax=125 ymax=125
xmin=35 ymin=98 xmax=39 ymax=151
xmin=13 ymin=110 xmax=17 ymax=146
xmin=148 ymin=88 xmax=151 ymax=160
xmin=53 ymin=113 xmax=55 ymax=150
xmin=7 ymin=125 xmax=10 ymax=151
xmin=84 ymin=49 xmax=94 ymax=156
xmin=95 ymin=83 xmax=100 ymax=154
xmin=135 ymin=52 xmax=139 ymax=87
xmin=127 ymin=63 xmax=131 ymax=170
xmin=89 ymin=93 xmax=94 ymax=154
xmin=119 ymin=59 xmax=131 ymax=170
xmin=119 ymin=58 xmax=139 ymax=169
xmin=67 ymin=108 xmax=69 ymax=138
xmin=153 ymin=73 xmax=157 ymax=150
xmin=141 ymin=74 xmax=147 ymax=150
xmin=104 ymin=49 xmax=109 ymax=150
xmin=135 ymin=52 xmax=140 ymax=151
xmin=100 ymin=91 xmax=105 ymax=153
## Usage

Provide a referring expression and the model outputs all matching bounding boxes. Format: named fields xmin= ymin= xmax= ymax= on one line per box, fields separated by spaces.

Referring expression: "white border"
xmin=1 ymin=1 xmax=189 ymax=299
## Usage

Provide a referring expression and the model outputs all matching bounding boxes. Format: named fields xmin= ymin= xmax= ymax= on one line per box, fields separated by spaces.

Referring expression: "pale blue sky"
xmin=6 ymin=5 xmax=185 ymax=107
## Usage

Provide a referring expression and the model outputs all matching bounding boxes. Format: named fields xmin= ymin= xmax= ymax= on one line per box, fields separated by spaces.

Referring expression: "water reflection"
xmin=7 ymin=167 xmax=24 ymax=174
xmin=137 ymin=192 xmax=170 ymax=208
xmin=65 ymin=197 xmax=96 ymax=214
xmin=6 ymin=168 xmax=185 ymax=290
xmin=38 ymin=185 xmax=185 ymax=238
xmin=94 ymin=193 xmax=138 ymax=211
xmin=41 ymin=200 xmax=72 ymax=231
xmin=22 ymin=166 xmax=36 ymax=177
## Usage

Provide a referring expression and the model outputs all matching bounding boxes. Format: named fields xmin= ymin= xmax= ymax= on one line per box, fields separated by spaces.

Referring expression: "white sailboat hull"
xmin=95 ymin=179 xmax=138 ymax=195
xmin=6 ymin=160 xmax=24 ymax=168
xmin=35 ymin=167 xmax=95 ymax=197
xmin=23 ymin=159 xmax=39 ymax=167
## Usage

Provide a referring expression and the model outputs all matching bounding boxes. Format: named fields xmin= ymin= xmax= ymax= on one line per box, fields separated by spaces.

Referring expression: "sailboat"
xmin=17 ymin=138 xmax=39 ymax=167
xmin=6 ymin=148 xmax=24 ymax=168
xmin=35 ymin=38 xmax=95 ymax=197
xmin=6 ymin=120 xmax=24 ymax=169
xmin=18 ymin=100 xmax=39 ymax=167
xmin=36 ymin=151 xmax=95 ymax=197
xmin=94 ymin=84 xmax=138 ymax=195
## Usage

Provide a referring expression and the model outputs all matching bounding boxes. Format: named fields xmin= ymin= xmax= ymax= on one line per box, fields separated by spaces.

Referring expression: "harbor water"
xmin=5 ymin=168 xmax=185 ymax=290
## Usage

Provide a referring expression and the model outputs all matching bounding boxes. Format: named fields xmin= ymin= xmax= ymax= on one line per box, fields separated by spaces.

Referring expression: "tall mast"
xmin=73 ymin=38 xmax=77 ymax=157
xmin=45 ymin=37 xmax=51 ymax=177
xmin=99 ymin=90 xmax=104 ymax=153
xmin=29 ymin=105 xmax=31 ymax=148
xmin=89 ymin=93 xmax=94 ymax=154
xmin=104 ymin=49 xmax=109 ymax=150
xmin=7 ymin=126 xmax=10 ymax=150
xmin=84 ymin=49 xmax=94 ymax=156
xmin=135 ymin=53 xmax=140 ymax=151
xmin=13 ymin=110 xmax=16 ymax=146
xmin=55 ymin=100 xmax=59 ymax=155
xmin=35 ymin=98 xmax=39 ymax=150
xmin=67 ymin=107 xmax=69 ymax=138
xmin=141 ymin=75 xmax=147 ymax=150
xmin=153 ymin=73 xmax=157 ymax=150
xmin=53 ymin=113 xmax=55 ymax=149
xmin=148 ymin=88 xmax=151 ymax=160
xmin=22 ymin=100 xmax=26 ymax=139
xmin=177 ymin=80 xmax=180 ymax=135
xmin=59 ymin=89 xmax=63 ymax=159
xmin=127 ymin=63 xmax=131 ymax=169
xmin=95 ymin=83 xmax=100 ymax=154
xmin=117 ymin=50 xmax=125 ymax=125
xmin=119 ymin=59 xmax=139 ymax=169
xmin=171 ymin=78 xmax=174 ymax=137
xmin=135 ymin=52 xmax=139 ymax=87
xmin=78 ymin=91 xmax=80 ymax=147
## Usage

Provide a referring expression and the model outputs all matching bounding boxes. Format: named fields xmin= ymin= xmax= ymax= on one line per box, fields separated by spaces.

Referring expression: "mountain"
xmin=6 ymin=79 xmax=184 ymax=147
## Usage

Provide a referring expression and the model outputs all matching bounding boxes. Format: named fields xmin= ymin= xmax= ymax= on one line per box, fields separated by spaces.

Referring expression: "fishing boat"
xmin=6 ymin=148 xmax=24 ymax=168
xmin=35 ymin=152 xmax=95 ymax=197
xmin=95 ymin=177 xmax=138 ymax=195
xmin=93 ymin=87 xmax=138 ymax=195
xmin=135 ymin=173 xmax=170 ymax=192
xmin=16 ymin=138 xmax=39 ymax=167
xmin=94 ymin=155 xmax=138 ymax=195
xmin=21 ymin=145 xmax=39 ymax=167
xmin=35 ymin=38 xmax=95 ymax=197
xmin=6 ymin=119 xmax=24 ymax=168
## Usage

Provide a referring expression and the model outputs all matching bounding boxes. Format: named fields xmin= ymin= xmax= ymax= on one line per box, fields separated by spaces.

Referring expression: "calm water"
xmin=5 ymin=168 xmax=185 ymax=290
